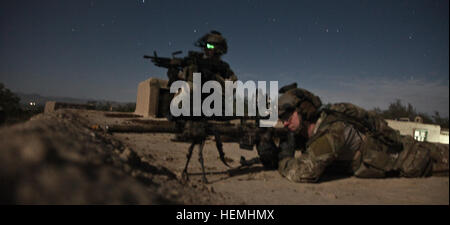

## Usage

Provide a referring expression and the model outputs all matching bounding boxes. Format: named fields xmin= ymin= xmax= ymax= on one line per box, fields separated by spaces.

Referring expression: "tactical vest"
xmin=311 ymin=103 xmax=432 ymax=178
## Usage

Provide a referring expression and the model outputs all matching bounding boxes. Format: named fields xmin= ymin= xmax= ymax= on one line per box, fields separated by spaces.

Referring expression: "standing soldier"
xmin=259 ymin=84 xmax=449 ymax=183
xmin=147 ymin=30 xmax=238 ymax=116
xmin=148 ymin=31 xmax=239 ymax=143
xmin=165 ymin=30 xmax=238 ymax=87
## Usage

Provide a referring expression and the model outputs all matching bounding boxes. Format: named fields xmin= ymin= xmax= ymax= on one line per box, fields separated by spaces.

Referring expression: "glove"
xmin=278 ymin=131 xmax=296 ymax=160
xmin=256 ymin=129 xmax=279 ymax=169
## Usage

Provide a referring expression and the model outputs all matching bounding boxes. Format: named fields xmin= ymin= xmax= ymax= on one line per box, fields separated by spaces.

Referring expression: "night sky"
xmin=0 ymin=0 xmax=448 ymax=116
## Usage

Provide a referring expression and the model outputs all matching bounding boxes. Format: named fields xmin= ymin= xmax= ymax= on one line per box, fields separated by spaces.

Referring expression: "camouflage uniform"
xmin=276 ymin=89 xmax=449 ymax=183
xmin=180 ymin=31 xmax=238 ymax=111
xmin=183 ymin=30 xmax=238 ymax=85
xmin=171 ymin=31 xmax=237 ymax=140
xmin=183 ymin=58 xmax=237 ymax=85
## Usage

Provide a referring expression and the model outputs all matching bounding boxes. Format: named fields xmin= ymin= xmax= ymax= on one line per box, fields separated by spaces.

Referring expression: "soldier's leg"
xmin=397 ymin=136 xmax=434 ymax=177
xmin=424 ymin=142 xmax=448 ymax=176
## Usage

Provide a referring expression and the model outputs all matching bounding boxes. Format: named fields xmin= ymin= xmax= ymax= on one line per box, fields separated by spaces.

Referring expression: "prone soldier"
xmin=258 ymin=85 xmax=449 ymax=183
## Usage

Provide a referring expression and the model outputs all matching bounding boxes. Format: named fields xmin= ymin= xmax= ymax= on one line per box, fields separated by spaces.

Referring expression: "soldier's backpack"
xmin=320 ymin=103 xmax=403 ymax=150
xmin=317 ymin=103 xmax=411 ymax=177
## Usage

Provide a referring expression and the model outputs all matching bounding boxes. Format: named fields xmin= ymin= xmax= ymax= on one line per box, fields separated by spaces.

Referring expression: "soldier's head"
xmin=195 ymin=30 xmax=228 ymax=58
xmin=278 ymin=88 xmax=322 ymax=133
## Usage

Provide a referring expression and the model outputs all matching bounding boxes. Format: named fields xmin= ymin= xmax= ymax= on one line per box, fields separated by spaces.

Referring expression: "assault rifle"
xmin=103 ymin=116 xmax=288 ymax=183
xmin=144 ymin=50 xmax=232 ymax=85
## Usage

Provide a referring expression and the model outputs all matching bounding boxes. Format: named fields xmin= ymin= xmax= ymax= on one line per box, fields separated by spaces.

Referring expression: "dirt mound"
xmin=0 ymin=110 xmax=224 ymax=204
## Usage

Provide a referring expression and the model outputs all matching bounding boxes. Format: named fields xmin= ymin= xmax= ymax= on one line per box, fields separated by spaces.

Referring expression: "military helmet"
xmin=195 ymin=30 xmax=228 ymax=55
xmin=278 ymin=86 xmax=322 ymax=122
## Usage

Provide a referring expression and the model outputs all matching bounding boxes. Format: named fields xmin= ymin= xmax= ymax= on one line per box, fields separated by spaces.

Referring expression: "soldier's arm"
xmin=213 ymin=65 xmax=237 ymax=89
xmin=220 ymin=61 xmax=238 ymax=81
xmin=167 ymin=67 xmax=181 ymax=85
xmin=278 ymin=122 xmax=347 ymax=183
xmin=226 ymin=68 xmax=238 ymax=82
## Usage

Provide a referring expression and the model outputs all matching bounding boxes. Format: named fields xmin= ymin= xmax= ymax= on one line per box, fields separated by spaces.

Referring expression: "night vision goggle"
xmin=206 ymin=43 xmax=215 ymax=49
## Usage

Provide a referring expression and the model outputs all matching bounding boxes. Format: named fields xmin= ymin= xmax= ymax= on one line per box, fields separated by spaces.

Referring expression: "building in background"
xmin=386 ymin=116 xmax=449 ymax=144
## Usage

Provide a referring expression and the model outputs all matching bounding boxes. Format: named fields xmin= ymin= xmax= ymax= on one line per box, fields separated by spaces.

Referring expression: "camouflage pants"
xmin=398 ymin=136 xmax=449 ymax=177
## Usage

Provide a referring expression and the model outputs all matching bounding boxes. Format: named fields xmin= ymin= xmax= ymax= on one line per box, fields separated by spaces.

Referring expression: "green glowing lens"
xmin=206 ymin=43 xmax=215 ymax=49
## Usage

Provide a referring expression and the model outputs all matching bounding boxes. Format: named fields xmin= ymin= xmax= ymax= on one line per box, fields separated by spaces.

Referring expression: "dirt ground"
xmin=1 ymin=109 xmax=448 ymax=204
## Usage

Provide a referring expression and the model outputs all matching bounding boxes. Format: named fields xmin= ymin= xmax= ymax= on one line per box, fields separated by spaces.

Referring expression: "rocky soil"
xmin=0 ymin=109 xmax=225 ymax=204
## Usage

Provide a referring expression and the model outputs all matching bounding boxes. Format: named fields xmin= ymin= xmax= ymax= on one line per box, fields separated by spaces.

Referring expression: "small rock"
xmin=119 ymin=148 xmax=132 ymax=161
xmin=164 ymin=156 xmax=173 ymax=161
xmin=21 ymin=138 xmax=46 ymax=164
xmin=170 ymin=190 xmax=179 ymax=196
xmin=123 ymin=164 xmax=132 ymax=173
xmin=131 ymin=170 xmax=139 ymax=177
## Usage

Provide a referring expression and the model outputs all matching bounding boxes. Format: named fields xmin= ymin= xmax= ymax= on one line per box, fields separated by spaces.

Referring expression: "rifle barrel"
xmin=106 ymin=122 xmax=178 ymax=133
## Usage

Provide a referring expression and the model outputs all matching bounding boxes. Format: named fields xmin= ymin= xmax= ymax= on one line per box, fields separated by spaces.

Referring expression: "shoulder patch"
xmin=308 ymin=135 xmax=334 ymax=158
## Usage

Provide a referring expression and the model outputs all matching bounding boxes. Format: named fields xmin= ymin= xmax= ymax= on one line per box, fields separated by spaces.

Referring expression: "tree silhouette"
xmin=373 ymin=99 xmax=447 ymax=128
xmin=0 ymin=83 xmax=23 ymax=124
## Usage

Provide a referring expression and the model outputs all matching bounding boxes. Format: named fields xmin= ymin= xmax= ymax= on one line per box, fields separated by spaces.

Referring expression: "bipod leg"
xmin=214 ymin=131 xmax=230 ymax=167
xmin=182 ymin=141 xmax=196 ymax=182
xmin=198 ymin=140 xmax=208 ymax=183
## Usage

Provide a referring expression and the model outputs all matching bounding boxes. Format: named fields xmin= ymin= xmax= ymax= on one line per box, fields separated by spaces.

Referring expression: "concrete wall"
xmin=440 ymin=131 xmax=449 ymax=144
xmin=134 ymin=78 xmax=168 ymax=117
xmin=44 ymin=101 xmax=94 ymax=113
xmin=385 ymin=119 xmax=442 ymax=143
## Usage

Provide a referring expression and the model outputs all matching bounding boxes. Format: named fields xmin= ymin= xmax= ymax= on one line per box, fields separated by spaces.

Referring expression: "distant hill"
xmin=15 ymin=92 xmax=134 ymax=107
